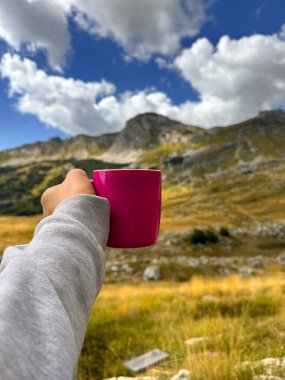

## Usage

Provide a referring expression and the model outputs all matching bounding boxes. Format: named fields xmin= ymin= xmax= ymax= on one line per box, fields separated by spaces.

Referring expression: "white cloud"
xmin=0 ymin=0 xmax=70 ymax=71
xmin=0 ymin=53 xmax=181 ymax=135
xmin=57 ymin=0 xmax=211 ymax=60
xmin=2 ymin=32 xmax=285 ymax=135
xmin=280 ymin=24 xmax=285 ymax=40
xmin=0 ymin=0 xmax=212 ymax=68
xmin=173 ymin=34 xmax=285 ymax=126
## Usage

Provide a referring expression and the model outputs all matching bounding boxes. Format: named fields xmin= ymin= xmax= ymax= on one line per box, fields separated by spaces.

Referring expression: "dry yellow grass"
xmin=0 ymin=215 xmax=41 ymax=254
xmin=78 ymin=274 xmax=285 ymax=380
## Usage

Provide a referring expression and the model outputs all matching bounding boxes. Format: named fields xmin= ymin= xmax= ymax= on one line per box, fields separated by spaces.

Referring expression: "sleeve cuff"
xmin=41 ymin=194 xmax=110 ymax=248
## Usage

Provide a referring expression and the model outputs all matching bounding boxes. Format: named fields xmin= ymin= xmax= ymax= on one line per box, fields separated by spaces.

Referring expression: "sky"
xmin=0 ymin=0 xmax=285 ymax=150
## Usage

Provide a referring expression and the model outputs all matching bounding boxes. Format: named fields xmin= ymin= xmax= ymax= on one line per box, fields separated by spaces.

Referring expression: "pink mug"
xmin=92 ymin=169 xmax=161 ymax=248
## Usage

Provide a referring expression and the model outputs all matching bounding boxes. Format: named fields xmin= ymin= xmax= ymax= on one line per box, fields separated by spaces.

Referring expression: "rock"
xmin=186 ymin=258 xmax=201 ymax=268
xmin=165 ymin=238 xmax=180 ymax=246
xmin=249 ymin=258 xmax=264 ymax=269
xmin=231 ymin=227 xmax=249 ymax=237
xmin=143 ymin=266 xmax=161 ymax=281
xmin=124 ymin=348 xmax=169 ymax=372
xmin=122 ymin=263 xmax=133 ymax=274
xmin=171 ymin=369 xmax=191 ymax=380
xmin=259 ymin=357 xmax=285 ymax=367
xmin=239 ymin=267 xmax=254 ymax=278
xmin=201 ymin=294 xmax=218 ymax=302
xmin=110 ymin=265 xmax=119 ymax=272
xmin=255 ymin=221 xmax=285 ymax=239
xmin=239 ymin=357 xmax=285 ymax=374
xmin=253 ymin=376 xmax=285 ymax=380
xmin=277 ymin=252 xmax=285 ymax=265
xmin=185 ymin=337 xmax=209 ymax=347
xmin=218 ymin=268 xmax=233 ymax=276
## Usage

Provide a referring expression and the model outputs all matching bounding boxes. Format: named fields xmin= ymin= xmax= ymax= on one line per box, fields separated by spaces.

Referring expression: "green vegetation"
xmin=139 ymin=142 xmax=188 ymax=168
xmin=186 ymin=229 xmax=219 ymax=245
xmin=0 ymin=159 xmax=126 ymax=215
xmin=219 ymin=226 xmax=230 ymax=237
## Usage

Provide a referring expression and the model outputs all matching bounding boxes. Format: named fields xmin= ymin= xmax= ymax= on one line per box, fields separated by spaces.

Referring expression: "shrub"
xmin=219 ymin=226 xmax=230 ymax=237
xmin=205 ymin=229 xmax=219 ymax=243
xmin=187 ymin=228 xmax=219 ymax=245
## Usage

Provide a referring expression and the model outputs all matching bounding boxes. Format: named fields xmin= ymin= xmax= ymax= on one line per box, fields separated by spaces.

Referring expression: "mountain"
xmin=165 ymin=110 xmax=285 ymax=176
xmin=1 ymin=109 xmax=285 ymax=216
xmin=0 ymin=132 xmax=118 ymax=167
xmin=0 ymin=113 xmax=201 ymax=167
xmin=101 ymin=113 xmax=202 ymax=162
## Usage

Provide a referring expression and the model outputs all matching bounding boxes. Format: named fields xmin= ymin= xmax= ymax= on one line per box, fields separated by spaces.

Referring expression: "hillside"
xmin=2 ymin=110 xmax=285 ymax=282
xmin=0 ymin=113 xmax=202 ymax=167
xmin=1 ymin=110 xmax=285 ymax=220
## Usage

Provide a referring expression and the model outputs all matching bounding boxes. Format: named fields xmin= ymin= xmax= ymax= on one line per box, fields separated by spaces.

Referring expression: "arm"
xmin=0 ymin=170 xmax=109 ymax=380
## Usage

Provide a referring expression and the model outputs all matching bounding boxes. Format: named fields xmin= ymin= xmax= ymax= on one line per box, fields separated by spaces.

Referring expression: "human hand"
xmin=41 ymin=169 xmax=95 ymax=217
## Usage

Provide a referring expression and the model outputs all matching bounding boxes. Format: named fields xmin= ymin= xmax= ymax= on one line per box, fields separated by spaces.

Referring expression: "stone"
xmin=185 ymin=337 xmax=208 ymax=347
xmin=239 ymin=357 xmax=285 ymax=372
xmin=277 ymin=252 xmax=285 ymax=265
xmin=143 ymin=266 xmax=161 ymax=281
xmin=171 ymin=369 xmax=191 ymax=380
xmin=186 ymin=258 xmax=201 ymax=268
xmin=259 ymin=357 xmax=285 ymax=367
xmin=239 ymin=267 xmax=254 ymax=278
xmin=249 ymin=258 xmax=264 ymax=269
xmin=124 ymin=349 xmax=169 ymax=372
xmin=218 ymin=268 xmax=233 ymax=277
xmin=253 ymin=376 xmax=284 ymax=380
xmin=122 ymin=263 xmax=134 ymax=274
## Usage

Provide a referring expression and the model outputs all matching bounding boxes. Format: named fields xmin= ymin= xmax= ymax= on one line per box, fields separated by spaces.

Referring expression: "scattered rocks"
xmin=143 ymin=266 xmax=161 ymax=281
xmin=253 ymin=376 xmax=284 ymax=380
xmin=255 ymin=221 xmax=285 ymax=239
xmin=171 ymin=369 xmax=191 ymax=380
xmin=239 ymin=267 xmax=254 ymax=278
xmin=240 ymin=357 xmax=285 ymax=377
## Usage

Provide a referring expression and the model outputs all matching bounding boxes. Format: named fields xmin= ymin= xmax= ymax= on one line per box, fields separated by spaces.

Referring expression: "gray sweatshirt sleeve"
xmin=0 ymin=194 xmax=110 ymax=380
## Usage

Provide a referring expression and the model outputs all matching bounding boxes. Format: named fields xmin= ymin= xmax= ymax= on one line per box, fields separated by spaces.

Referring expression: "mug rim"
xmin=93 ymin=169 xmax=161 ymax=172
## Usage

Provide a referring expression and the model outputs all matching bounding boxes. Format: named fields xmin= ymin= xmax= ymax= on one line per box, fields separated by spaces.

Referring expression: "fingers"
xmin=41 ymin=168 xmax=96 ymax=217
xmin=64 ymin=168 xmax=88 ymax=182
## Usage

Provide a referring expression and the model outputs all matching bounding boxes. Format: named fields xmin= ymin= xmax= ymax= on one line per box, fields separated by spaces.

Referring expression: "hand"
xmin=41 ymin=169 xmax=95 ymax=217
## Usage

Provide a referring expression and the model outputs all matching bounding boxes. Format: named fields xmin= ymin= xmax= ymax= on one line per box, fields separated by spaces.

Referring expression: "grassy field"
xmin=79 ymin=275 xmax=285 ymax=380
xmin=1 ymin=166 xmax=285 ymax=379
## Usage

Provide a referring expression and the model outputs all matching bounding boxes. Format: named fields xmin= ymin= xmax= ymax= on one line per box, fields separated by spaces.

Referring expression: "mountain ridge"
xmin=1 ymin=109 xmax=285 ymax=216
xmin=1 ymin=112 xmax=199 ymax=166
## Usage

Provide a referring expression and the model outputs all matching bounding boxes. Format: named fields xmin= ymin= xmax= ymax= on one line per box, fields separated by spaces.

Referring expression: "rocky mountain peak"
xmin=258 ymin=109 xmax=285 ymax=121
xmin=107 ymin=112 xmax=201 ymax=154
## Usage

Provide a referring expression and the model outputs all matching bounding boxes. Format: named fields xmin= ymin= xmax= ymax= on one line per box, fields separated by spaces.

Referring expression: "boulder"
xmin=171 ymin=369 xmax=191 ymax=380
xmin=277 ymin=252 xmax=285 ymax=265
xmin=143 ymin=266 xmax=161 ymax=281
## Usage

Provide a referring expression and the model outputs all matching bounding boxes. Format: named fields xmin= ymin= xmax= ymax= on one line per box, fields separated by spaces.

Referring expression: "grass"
xmin=0 ymin=215 xmax=41 ymax=255
xmin=139 ymin=142 xmax=188 ymax=168
xmin=78 ymin=275 xmax=285 ymax=380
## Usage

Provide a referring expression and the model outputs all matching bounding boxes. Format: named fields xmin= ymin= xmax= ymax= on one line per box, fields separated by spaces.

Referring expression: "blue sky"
xmin=0 ymin=0 xmax=285 ymax=150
